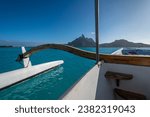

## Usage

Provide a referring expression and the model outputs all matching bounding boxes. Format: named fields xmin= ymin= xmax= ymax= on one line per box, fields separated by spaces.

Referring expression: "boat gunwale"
xmin=18 ymin=44 xmax=150 ymax=67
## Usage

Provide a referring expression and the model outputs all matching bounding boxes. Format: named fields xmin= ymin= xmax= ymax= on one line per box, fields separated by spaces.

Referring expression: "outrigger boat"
xmin=17 ymin=0 xmax=150 ymax=100
xmin=0 ymin=0 xmax=150 ymax=100
xmin=15 ymin=44 xmax=150 ymax=100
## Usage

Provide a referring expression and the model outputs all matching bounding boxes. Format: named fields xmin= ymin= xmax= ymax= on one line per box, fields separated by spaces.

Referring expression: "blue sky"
xmin=0 ymin=0 xmax=150 ymax=44
xmin=100 ymin=0 xmax=150 ymax=44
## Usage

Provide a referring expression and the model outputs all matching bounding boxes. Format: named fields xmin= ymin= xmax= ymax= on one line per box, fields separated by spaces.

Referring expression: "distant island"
xmin=100 ymin=39 xmax=150 ymax=47
xmin=0 ymin=40 xmax=40 ymax=47
xmin=1 ymin=34 xmax=150 ymax=47
xmin=68 ymin=34 xmax=96 ymax=47
xmin=67 ymin=35 xmax=150 ymax=47
xmin=0 ymin=45 xmax=13 ymax=48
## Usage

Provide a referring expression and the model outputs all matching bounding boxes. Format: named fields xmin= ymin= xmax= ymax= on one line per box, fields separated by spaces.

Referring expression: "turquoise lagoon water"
xmin=0 ymin=47 xmax=119 ymax=100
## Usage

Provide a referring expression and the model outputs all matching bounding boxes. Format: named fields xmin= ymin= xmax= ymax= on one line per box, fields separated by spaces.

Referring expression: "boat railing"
xmin=16 ymin=44 xmax=150 ymax=67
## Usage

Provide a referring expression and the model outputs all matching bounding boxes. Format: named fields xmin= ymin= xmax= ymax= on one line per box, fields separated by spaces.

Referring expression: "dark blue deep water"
xmin=0 ymin=47 xmax=118 ymax=100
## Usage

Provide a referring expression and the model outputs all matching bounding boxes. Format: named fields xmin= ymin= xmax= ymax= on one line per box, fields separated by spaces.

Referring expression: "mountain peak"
xmin=68 ymin=35 xmax=96 ymax=47
xmin=114 ymin=39 xmax=128 ymax=42
xmin=81 ymin=34 xmax=85 ymax=38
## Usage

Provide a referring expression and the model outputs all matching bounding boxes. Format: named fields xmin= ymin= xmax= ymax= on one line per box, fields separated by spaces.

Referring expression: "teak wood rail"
xmin=17 ymin=44 xmax=150 ymax=67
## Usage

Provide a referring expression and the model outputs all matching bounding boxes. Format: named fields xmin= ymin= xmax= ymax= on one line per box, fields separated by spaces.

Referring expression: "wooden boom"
xmin=17 ymin=44 xmax=150 ymax=67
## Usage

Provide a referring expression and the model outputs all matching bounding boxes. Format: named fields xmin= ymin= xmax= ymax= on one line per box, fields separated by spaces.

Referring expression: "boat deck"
xmin=61 ymin=61 xmax=150 ymax=100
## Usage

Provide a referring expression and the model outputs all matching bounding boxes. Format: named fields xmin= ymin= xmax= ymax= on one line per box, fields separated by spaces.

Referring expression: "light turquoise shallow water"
xmin=0 ymin=47 xmax=119 ymax=100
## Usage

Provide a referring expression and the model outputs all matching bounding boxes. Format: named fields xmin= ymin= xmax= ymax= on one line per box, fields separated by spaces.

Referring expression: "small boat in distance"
xmin=0 ymin=47 xmax=64 ymax=90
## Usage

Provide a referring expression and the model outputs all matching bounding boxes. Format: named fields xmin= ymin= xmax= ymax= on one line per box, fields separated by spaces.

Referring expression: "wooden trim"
xmin=105 ymin=71 xmax=133 ymax=80
xmin=100 ymin=54 xmax=150 ymax=67
xmin=16 ymin=44 xmax=96 ymax=61
xmin=114 ymin=88 xmax=146 ymax=100
xmin=17 ymin=44 xmax=150 ymax=67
